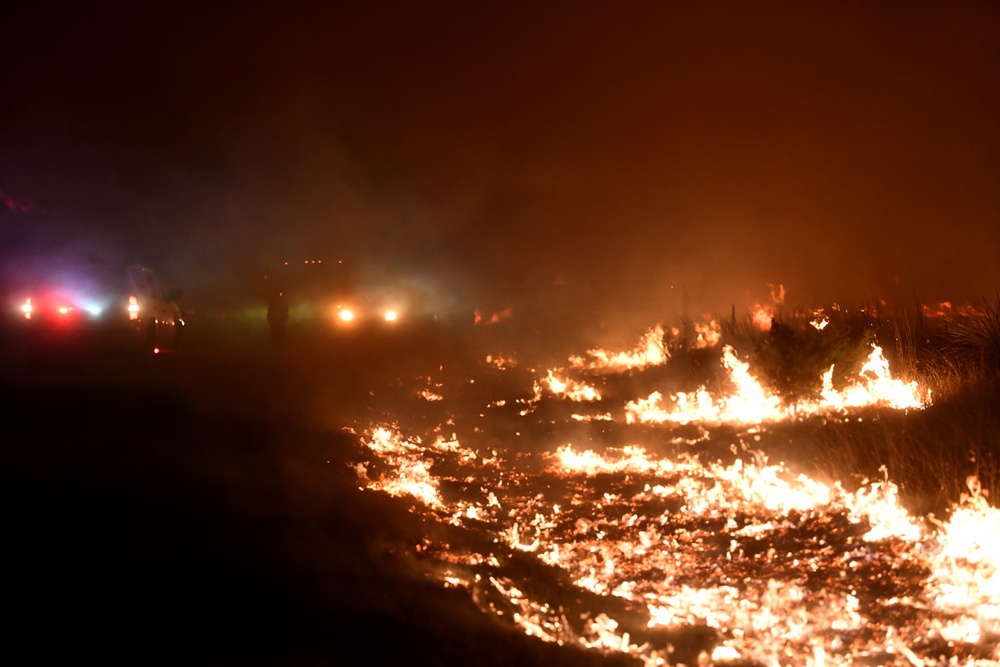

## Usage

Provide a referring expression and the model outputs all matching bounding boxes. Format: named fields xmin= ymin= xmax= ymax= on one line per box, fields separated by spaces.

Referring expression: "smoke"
xmin=2 ymin=3 xmax=999 ymax=340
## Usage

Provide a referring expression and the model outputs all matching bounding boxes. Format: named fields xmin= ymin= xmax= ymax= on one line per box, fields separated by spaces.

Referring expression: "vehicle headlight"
xmin=81 ymin=302 xmax=103 ymax=316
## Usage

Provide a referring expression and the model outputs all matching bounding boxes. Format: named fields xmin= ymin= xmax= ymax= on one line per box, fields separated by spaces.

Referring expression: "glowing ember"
xmin=474 ymin=307 xmax=513 ymax=325
xmin=485 ymin=353 xmax=517 ymax=369
xmin=418 ymin=388 xmax=444 ymax=401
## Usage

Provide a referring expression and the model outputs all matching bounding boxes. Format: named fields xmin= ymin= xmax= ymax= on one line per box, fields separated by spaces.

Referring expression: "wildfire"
xmin=921 ymin=300 xmax=989 ymax=319
xmin=358 ymin=427 xmax=453 ymax=510
xmin=535 ymin=370 xmax=602 ymax=402
xmin=485 ymin=353 xmax=517 ymax=369
xmin=418 ymin=388 xmax=444 ymax=401
xmin=569 ymin=324 xmax=669 ymax=372
xmin=625 ymin=344 xmax=928 ymax=426
xmin=810 ymin=308 xmax=830 ymax=330
xmin=356 ymin=423 xmax=998 ymax=664
xmin=818 ymin=345 xmax=926 ymax=412
xmin=346 ymin=316 xmax=994 ymax=666
xmin=692 ymin=319 xmax=722 ymax=348
xmin=751 ymin=304 xmax=775 ymax=331
xmin=748 ymin=283 xmax=787 ymax=332
xmin=474 ymin=306 xmax=514 ymax=325
xmin=924 ymin=479 xmax=1000 ymax=646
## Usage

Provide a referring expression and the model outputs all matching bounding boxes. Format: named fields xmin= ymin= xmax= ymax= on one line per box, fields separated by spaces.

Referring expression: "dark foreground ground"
xmin=0 ymin=322 xmax=628 ymax=667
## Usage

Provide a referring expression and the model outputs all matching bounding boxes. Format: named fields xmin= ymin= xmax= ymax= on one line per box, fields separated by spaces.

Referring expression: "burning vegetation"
xmin=341 ymin=293 xmax=1000 ymax=666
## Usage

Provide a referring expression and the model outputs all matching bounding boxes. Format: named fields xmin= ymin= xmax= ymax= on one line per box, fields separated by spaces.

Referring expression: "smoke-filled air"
xmin=2 ymin=2 xmax=999 ymax=666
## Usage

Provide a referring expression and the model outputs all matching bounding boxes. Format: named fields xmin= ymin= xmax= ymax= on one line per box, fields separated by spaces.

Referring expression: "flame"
xmin=923 ymin=301 xmax=954 ymax=318
xmin=358 ymin=426 xmax=448 ymax=510
xmin=924 ymin=479 xmax=1000 ymax=646
xmin=569 ymin=324 xmax=668 ymax=371
xmin=485 ymin=353 xmax=517 ymax=369
xmin=535 ymin=370 xmax=601 ymax=402
xmin=625 ymin=344 xmax=928 ymax=426
xmin=818 ymin=345 xmax=927 ymax=411
xmin=748 ymin=283 xmax=787 ymax=331
xmin=357 ymin=423 xmax=999 ymax=664
xmin=474 ymin=307 xmax=513 ymax=325
xmin=693 ymin=319 xmax=722 ymax=348
xmin=347 ymin=316 xmax=994 ymax=665
xmin=921 ymin=301 xmax=987 ymax=319
xmin=751 ymin=304 xmax=774 ymax=331
xmin=418 ymin=388 xmax=444 ymax=401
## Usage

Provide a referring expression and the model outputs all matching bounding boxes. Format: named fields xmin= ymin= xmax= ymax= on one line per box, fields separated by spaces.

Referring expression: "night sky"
xmin=3 ymin=2 xmax=999 ymax=335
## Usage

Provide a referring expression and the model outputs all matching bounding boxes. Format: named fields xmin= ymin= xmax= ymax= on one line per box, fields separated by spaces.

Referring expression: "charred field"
xmin=1 ymin=295 xmax=998 ymax=666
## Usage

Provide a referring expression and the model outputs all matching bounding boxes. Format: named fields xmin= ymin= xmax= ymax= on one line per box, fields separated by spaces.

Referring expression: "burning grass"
xmin=341 ymin=293 xmax=1000 ymax=666
xmin=621 ymin=296 xmax=1000 ymax=514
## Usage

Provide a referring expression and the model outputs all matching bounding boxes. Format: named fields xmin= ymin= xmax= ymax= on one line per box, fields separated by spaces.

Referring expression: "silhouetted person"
xmin=267 ymin=291 xmax=289 ymax=343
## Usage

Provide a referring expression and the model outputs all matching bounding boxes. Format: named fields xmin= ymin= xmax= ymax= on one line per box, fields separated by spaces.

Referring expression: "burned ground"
xmin=0 ymin=324 xmax=636 ymax=666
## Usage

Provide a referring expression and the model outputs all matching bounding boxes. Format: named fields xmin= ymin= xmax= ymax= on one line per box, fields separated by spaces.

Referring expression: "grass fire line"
xmin=346 ymin=297 xmax=1000 ymax=666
